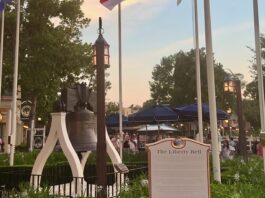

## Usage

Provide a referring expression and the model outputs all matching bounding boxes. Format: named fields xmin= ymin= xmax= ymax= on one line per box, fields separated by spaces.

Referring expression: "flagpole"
xmin=118 ymin=3 xmax=123 ymax=160
xmin=253 ymin=0 xmax=265 ymax=171
xmin=204 ymin=0 xmax=221 ymax=182
xmin=10 ymin=0 xmax=20 ymax=166
xmin=193 ymin=0 xmax=203 ymax=143
xmin=0 ymin=10 xmax=5 ymax=104
xmin=253 ymin=0 xmax=265 ymax=131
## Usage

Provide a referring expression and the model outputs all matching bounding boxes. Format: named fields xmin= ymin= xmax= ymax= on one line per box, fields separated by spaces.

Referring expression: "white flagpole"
xmin=118 ymin=3 xmax=123 ymax=160
xmin=0 ymin=10 xmax=5 ymax=104
xmin=253 ymin=0 xmax=265 ymax=171
xmin=253 ymin=0 xmax=265 ymax=131
xmin=10 ymin=0 xmax=20 ymax=166
xmin=204 ymin=0 xmax=221 ymax=182
xmin=192 ymin=0 xmax=203 ymax=143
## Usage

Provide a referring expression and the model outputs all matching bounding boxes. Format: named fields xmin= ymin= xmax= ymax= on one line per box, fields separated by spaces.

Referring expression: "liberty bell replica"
xmin=61 ymin=83 xmax=97 ymax=152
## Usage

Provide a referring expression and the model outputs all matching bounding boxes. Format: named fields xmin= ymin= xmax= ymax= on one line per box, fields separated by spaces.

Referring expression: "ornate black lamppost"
xmin=93 ymin=17 xmax=110 ymax=198
xmin=224 ymin=76 xmax=247 ymax=160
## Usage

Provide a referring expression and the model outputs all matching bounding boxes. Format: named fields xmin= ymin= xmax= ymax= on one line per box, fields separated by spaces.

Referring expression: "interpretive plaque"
xmin=146 ymin=138 xmax=210 ymax=198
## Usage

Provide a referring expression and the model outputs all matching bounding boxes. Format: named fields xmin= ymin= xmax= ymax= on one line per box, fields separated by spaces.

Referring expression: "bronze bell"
xmin=66 ymin=108 xmax=97 ymax=152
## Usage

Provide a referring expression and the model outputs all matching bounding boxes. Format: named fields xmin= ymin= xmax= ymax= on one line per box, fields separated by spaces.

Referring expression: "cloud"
xmin=213 ymin=21 xmax=253 ymax=37
xmin=82 ymin=0 xmax=148 ymax=20
xmin=150 ymin=20 xmax=255 ymax=59
xmin=81 ymin=0 xmax=170 ymax=23
xmin=82 ymin=0 xmax=109 ymax=20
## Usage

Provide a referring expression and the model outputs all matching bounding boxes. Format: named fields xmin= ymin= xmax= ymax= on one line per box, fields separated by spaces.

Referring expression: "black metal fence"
xmin=0 ymin=164 xmax=148 ymax=198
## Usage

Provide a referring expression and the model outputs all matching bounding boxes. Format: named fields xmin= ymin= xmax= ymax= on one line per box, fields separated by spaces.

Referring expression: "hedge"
xmin=0 ymin=162 xmax=147 ymax=190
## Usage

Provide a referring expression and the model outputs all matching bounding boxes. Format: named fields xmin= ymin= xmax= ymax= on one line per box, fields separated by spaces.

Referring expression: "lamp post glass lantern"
xmin=92 ymin=44 xmax=110 ymax=66
xmin=93 ymin=17 xmax=109 ymax=198
xmin=224 ymin=80 xmax=236 ymax=93
xmin=93 ymin=46 xmax=97 ymax=65
xmin=92 ymin=32 xmax=110 ymax=66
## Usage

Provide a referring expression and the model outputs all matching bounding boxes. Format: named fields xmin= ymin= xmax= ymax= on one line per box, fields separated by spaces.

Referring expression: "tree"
xmin=106 ymin=102 xmax=119 ymax=116
xmin=2 ymin=0 xmax=94 ymax=124
xmin=243 ymin=99 xmax=260 ymax=130
xmin=243 ymin=34 xmax=265 ymax=130
xmin=149 ymin=56 xmax=174 ymax=104
xmin=149 ymin=48 xmax=232 ymax=109
xmin=142 ymin=99 xmax=156 ymax=109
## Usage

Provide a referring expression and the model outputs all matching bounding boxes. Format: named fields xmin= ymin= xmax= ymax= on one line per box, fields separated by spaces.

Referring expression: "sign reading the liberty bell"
xmin=146 ymin=138 xmax=210 ymax=198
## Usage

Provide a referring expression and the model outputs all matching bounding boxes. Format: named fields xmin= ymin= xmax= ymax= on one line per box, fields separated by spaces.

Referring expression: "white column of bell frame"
xmin=31 ymin=113 xmax=83 ymax=194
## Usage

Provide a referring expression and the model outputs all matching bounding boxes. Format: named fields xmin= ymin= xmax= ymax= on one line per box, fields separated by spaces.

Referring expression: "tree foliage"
xmin=142 ymin=99 xmax=156 ymax=109
xmin=2 ymin=0 xmax=95 ymax=123
xmin=106 ymin=102 xmax=119 ymax=116
xmin=243 ymin=35 xmax=265 ymax=130
xmin=149 ymin=48 xmax=232 ymax=109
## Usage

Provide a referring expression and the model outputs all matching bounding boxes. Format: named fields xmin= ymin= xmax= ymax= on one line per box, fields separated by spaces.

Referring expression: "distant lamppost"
xmin=224 ymin=77 xmax=247 ymax=160
xmin=93 ymin=17 xmax=110 ymax=198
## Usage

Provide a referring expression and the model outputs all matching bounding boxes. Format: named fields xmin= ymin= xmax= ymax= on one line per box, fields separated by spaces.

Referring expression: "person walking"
xmin=221 ymin=139 xmax=231 ymax=160
xmin=229 ymin=137 xmax=236 ymax=158
xmin=0 ymin=137 xmax=2 ymax=152
xmin=257 ymin=142 xmax=263 ymax=158
xmin=129 ymin=134 xmax=138 ymax=154
xmin=111 ymin=136 xmax=119 ymax=151
xmin=123 ymin=133 xmax=130 ymax=153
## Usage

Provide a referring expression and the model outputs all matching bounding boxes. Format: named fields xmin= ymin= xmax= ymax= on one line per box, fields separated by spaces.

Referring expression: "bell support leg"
xmin=31 ymin=113 xmax=84 ymax=194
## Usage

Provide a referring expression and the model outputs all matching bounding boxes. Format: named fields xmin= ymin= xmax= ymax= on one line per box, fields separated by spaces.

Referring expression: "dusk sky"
xmin=81 ymin=0 xmax=265 ymax=107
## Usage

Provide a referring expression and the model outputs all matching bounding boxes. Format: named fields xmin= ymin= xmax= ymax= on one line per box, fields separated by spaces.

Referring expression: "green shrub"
xmin=119 ymin=156 xmax=265 ymax=198
xmin=211 ymin=156 xmax=265 ymax=197
xmin=119 ymin=174 xmax=148 ymax=198
xmin=221 ymin=156 xmax=265 ymax=185
xmin=0 ymin=150 xmax=148 ymax=167
xmin=0 ymin=165 xmax=32 ymax=190
xmin=123 ymin=151 xmax=147 ymax=163
xmin=15 ymin=144 xmax=29 ymax=152
xmin=0 ymin=151 xmax=68 ymax=167
xmin=211 ymin=183 xmax=265 ymax=198
xmin=18 ymin=183 xmax=51 ymax=198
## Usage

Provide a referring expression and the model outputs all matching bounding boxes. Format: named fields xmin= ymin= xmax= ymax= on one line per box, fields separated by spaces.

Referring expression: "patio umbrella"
xmin=128 ymin=105 xmax=178 ymax=123
xmin=175 ymin=103 xmax=228 ymax=121
xmin=106 ymin=113 xmax=128 ymax=127
xmin=137 ymin=124 xmax=179 ymax=132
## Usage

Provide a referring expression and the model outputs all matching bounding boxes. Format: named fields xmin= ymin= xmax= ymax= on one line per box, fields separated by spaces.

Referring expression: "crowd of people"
xmin=220 ymin=137 xmax=264 ymax=160
xmin=220 ymin=138 xmax=236 ymax=160
xmin=110 ymin=131 xmax=265 ymax=159
xmin=110 ymin=133 xmax=139 ymax=154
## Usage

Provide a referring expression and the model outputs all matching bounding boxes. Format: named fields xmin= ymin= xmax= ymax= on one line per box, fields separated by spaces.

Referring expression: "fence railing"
xmin=0 ymin=165 xmax=148 ymax=198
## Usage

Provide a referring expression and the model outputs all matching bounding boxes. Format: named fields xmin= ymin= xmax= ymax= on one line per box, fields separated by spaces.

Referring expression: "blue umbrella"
xmin=128 ymin=105 xmax=178 ymax=123
xmin=137 ymin=124 xmax=179 ymax=132
xmin=175 ymin=103 xmax=228 ymax=121
xmin=106 ymin=113 xmax=128 ymax=127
